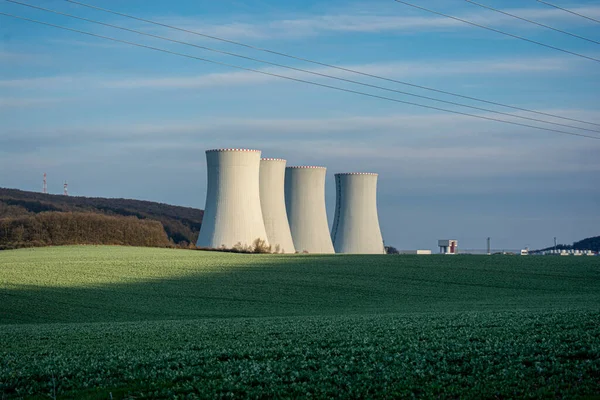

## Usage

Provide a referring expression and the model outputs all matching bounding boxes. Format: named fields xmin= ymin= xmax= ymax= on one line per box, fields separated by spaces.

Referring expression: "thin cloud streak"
xmin=3 ymin=107 xmax=598 ymax=182
xmin=105 ymin=57 xmax=573 ymax=89
xmin=45 ymin=38 xmax=127 ymax=49
xmin=4 ymin=108 xmax=599 ymax=141
xmin=0 ymin=97 xmax=62 ymax=107
xmin=0 ymin=51 xmax=39 ymax=62
xmin=0 ymin=55 xmax=570 ymax=90
xmin=0 ymin=76 xmax=82 ymax=89
xmin=142 ymin=5 xmax=600 ymax=40
xmin=3 ymin=133 xmax=598 ymax=181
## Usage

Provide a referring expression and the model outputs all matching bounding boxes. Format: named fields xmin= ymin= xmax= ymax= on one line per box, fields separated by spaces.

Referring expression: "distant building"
xmin=438 ymin=240 xmax=458 ymax=255
xmin=398 ymin=250 xmax=432 ymax=255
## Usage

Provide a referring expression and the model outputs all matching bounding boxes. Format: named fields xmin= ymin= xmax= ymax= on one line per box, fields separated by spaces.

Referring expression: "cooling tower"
xmin=331 ymin=173 xmax=385 ymax=254
xmin=197 ymin=149 xmax=269 ymax=249
xmin=259 ymin=158 xmax=295 ymax=254
xmin=284 ymin=166 xmax=335 ymax=254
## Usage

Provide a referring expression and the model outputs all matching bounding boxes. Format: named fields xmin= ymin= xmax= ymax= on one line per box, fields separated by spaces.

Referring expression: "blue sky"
xmin=1 ymin=0 xmax=599 ymax=251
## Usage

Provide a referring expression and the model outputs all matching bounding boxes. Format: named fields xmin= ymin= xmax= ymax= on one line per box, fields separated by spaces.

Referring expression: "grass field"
xmin=1 ymin=246 xmax=599 ymax=398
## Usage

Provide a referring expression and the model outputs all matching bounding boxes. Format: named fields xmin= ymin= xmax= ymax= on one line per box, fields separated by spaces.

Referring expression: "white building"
xmin=398 ymin=250 xmax=432 ymax=255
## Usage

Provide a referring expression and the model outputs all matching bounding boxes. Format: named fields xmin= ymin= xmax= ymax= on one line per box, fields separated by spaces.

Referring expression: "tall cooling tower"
xmin=259 ymin=158 xmax=295 ymax=253
xmin=331 ymin=173 xmax=385 ymax=254
xmin=284 ymin=166 xmax=335 ymax=254
xmin=197 ymin=149 xmax=269 ymax=249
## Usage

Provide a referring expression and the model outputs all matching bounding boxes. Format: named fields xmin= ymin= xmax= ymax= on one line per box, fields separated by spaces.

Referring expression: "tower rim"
xmin=286 ymin=165 xmax=326 ymax=169
xmin=335 ymin=172 xmax=378 ymax=176
xmin=206 ymin=148 xmax=261 ymax=153
xmin=261 ymin=158 xmax=287 ymax=162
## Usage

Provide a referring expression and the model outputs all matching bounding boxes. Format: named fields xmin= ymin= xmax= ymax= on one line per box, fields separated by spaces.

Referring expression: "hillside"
xmin=0 ymin=187 xmax=203 ymax=246
xmin=538 ymin=235 xmax=600 ymax=252
xmin=2 ymin=246 xmax=598 ymax=324
xmin=1 ymin=247 xmax=599 ymax=398
xmin=573 ymin=236 xmax=600 ymax=251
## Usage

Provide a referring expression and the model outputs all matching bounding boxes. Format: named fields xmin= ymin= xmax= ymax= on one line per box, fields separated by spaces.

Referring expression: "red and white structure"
xmin=438 ymin=240 xmax=458 ymax=254
xmin=197 ymin=149 xmax=269 ymax=249
xmin=331 ymin=173 xmax=385 ymax=254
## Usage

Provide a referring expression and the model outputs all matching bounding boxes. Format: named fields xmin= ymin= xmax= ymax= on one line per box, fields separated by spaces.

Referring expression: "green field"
xmin=1 ymin=246 xmax=599 ymax=398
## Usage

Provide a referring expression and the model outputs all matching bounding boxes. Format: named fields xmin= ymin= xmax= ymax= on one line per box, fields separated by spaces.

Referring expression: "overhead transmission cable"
xmin=60 ymin=0 xmax=600 ymax=128
xmin=537 ymin=0 xmax=600 ymax=24
xmin=8 ymin=0 xmax=599 ymax=135
xmin=393 ymin=0 xmax=600 ymax=63
xmin=465 ymin=0 xmax=600 ymax=45
xmin=1 ymin=11 xmax=598 ymax=140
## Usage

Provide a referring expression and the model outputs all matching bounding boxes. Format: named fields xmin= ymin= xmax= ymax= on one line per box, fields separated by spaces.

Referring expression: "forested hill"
xmin=0 ymin=187 xmax=203 ymax=246
xmin=538 ymin=236 xmax=600 ymax=252
xmin=572 ymin=236 xmax=600 ymax=252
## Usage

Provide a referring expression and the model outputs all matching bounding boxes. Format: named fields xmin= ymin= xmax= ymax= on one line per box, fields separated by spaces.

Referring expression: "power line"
xmin=537 ymin=0 xmax=600 ymax=24
xmin=393 ymin=0 xmax=600 ymax=63
xmin=2 ymin=11 xmax=599 ymax=140
xmin=9 ymin=0 xmax=600 ymax=135
xmin=465 ymin=0 xmax=600 ymax=45
xmin=61 ymin=0 xmax=600 ymax=128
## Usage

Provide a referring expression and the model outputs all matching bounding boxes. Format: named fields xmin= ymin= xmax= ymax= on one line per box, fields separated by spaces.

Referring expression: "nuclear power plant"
xmin=285 ymin=166 xmax=335 ymax=254
xmin=197 ymin=148 xmax=385 ymax=254
xmin=196 ymin=149 xmax=269 ymax=249
xmin=331 ymin=173 xmax=385 ymax=254
xmin=259 ymin=158 xmax=295 ymax=253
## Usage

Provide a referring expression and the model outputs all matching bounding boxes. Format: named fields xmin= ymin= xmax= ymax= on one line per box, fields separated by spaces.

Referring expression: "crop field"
xmin=1 ymin=246 xmax=599 ymax=398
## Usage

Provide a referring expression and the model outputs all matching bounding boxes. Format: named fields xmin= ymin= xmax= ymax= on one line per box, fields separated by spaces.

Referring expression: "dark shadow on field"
xmin=2 ymin=253 xmax=599 ymax=324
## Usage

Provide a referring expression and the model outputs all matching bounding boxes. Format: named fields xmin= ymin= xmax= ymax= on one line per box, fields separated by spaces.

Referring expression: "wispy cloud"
xmin=2 ymin=109 xmax=598 ymax=232
xmin=0 ymin=97 xmax=62 ymax=107
xmin=105 ymin=56 xmax=573 ymax=89
xmin=142 ymin=5 xmax=600 ymax=40
xmin=0 ymin=76 xmax=82 ymax=89
xmin=45 ymin=38 xmax=127 ymax=49
xmin=5 ymin=108 xmax=599 ymax=146
xmin=1 ymin=55 xmax=571 ymax=91
xmin=4 ymin=124 xmax=598 ymax=181
xmin=0 ymin=51 xmax=40 ymax=63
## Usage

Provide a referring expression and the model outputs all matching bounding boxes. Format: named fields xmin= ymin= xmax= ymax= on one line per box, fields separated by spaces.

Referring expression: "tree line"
xmin=0 ymin=187 xmax=203 ymax=246
xmin=538 ymin=236 xmax=600 ymax=252
xmin=0 ymin=212 xmax=172 ymax=250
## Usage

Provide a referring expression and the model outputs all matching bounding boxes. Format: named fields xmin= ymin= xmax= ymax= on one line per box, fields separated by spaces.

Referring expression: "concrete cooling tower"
xmin=259 ymin=158 xmax=295 ymax=253
xmin=331 ymin=173 xmax=385 ymax=254
xmin=197 ymin=149 xmax=269 ymax=249
xmin=284 ymin=166 xmax=335 ymax=254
